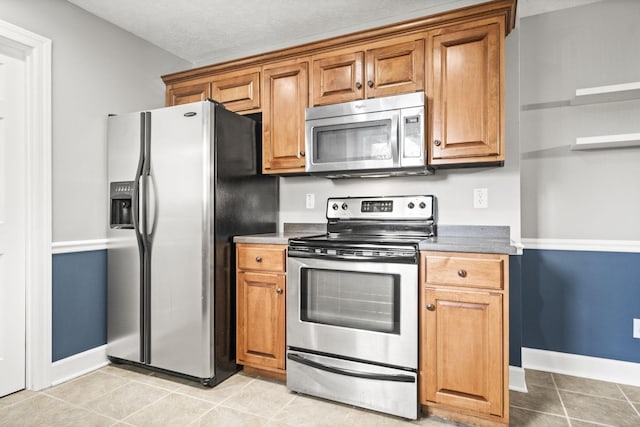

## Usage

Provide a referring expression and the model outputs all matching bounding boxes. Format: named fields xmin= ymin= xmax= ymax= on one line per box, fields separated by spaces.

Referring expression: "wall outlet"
xmin=473 ymin=188 xmax=488 ymax=209
xmin=634 ymin=318 xmax=640 ymax=339
xmin=305 ymin=193 xmax=315 ymax=209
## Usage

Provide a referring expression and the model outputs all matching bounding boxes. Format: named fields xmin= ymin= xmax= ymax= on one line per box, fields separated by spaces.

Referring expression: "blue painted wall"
xmin=522 ymin=249 xmax=640 ymax=363
xmin=509 ymin=255 xmax=523 ymax=367
xmin=52 ymin=250 xmax=107 ymax=362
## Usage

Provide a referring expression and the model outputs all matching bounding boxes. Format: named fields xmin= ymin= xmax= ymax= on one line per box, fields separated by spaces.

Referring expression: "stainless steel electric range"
xmin=286 ymin=195 xmax=436 ymax=419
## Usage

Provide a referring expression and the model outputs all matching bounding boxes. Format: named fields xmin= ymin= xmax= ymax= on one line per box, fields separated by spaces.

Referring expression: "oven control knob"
xmin=408 ymin=202 xmax=415 ymax=209
xmin=332 ymin=203 xmax=339 ymax=211
xmin=419 ymin=202 xmax=426 ymax=209
xmin=341 ymin=203 xmax=348 ymax=210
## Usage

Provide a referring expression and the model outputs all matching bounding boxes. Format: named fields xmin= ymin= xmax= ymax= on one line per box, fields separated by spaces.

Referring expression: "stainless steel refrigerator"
xmin=106 ymin=100 xmax=278 ymax=386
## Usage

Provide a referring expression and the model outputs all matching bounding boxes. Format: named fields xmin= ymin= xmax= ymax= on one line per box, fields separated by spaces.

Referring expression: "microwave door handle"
xmin=287 ymin=353 xmax=415 ymax=383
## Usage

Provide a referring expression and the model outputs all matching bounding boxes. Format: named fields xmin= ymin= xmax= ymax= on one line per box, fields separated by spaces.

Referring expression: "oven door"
xmin=286 ymin=255 xmax=418 ymax=369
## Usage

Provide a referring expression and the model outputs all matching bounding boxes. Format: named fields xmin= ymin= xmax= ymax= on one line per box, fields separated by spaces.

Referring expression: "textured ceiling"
xmin=66 ymin=0 xmax=605 ymax=66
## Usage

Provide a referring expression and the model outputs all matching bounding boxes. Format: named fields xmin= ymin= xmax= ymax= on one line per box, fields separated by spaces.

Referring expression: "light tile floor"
xmin=1 ymin=366 xmax=639 ymax=426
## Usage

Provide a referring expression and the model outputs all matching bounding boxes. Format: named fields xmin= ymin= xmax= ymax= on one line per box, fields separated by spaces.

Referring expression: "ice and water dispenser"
xmin=110 ymin=181 xmax=135 ymax=229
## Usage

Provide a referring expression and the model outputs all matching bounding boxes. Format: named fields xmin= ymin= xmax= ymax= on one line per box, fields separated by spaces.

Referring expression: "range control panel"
xmin=326 ymin=195 xmax=434 ymax=220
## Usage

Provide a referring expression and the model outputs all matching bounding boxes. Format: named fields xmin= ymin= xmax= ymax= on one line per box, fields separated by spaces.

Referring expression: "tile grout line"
xmin=509 ymin=404 xmax=572 ymax=419
xmin=37 ymin=389 xmax=122 ymax=425
xmin=550 ymin=373 xmax=572 ymax=426
xmin=119 ymin=387 xmax=179 ymax=425
xmin=616 ymin=383 xmax=640 ymax=418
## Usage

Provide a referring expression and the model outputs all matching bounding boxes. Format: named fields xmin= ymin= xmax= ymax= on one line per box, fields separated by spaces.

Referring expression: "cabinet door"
xmin=211 ymin=69 xmax=260 ymax=112
xmin=312 ymin=51 xmax=364 ymax=106
xmin=262 ymin=60 xmax=309 ymax=174
xmin=429 ymin=20 xmax=503 ymax=165
xmin=166 ymin=81 xmax=211 ymax=106
xmin=422 ymin=288 xmax=503 ymax=416
xmin=236 ymin=271 xmax=286 ymax=370
xmin=365 ymin=39 xmax=425 ymax=98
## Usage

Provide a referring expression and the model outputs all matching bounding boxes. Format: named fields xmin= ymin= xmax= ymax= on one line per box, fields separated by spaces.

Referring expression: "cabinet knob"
xmin=457 ymin=269 xmax=467 ymax=278
xmin=355 ymin=82 xmax=362 ymax=89
xmin=426 ymin=304 xmax=435 ymax=311
xmin=255 ymin=256 xmax=262 ymax=263
xmin=276 ymin=288 xmax=283 ymax=294
xmin=433 ymin=139 xmax=442 ymax=147
xmin=299 ymin=151 xmax=305 ymax=157
xmin=367 ymin=80 xmax=374 ymax=88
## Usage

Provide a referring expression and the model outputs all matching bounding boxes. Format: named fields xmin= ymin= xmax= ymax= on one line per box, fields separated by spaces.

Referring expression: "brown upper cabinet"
xmin=166 ymin=69 xmax=260 ymax=113
xmin=428 ymin=17 xmax=504 ymax=166
xmin=210 ymin=68 xmax=261 ymax=113
xmin=311 ymin=36 xmax=425 ymax=106
xmin=161 ymin=0 xmax=516 ymax=174
xmin=262 ymin=58 xmax=309 ymax=174
xmin=166 ymin=78 xmax=211 ymax=106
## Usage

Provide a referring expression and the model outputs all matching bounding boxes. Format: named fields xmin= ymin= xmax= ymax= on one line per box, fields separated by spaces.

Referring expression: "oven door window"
xmin=300 ymin=268 xmax=400 ymax=334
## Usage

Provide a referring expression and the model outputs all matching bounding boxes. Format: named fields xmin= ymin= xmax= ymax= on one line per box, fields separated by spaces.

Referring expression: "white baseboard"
xmin=509 ymin=365 xmax=527 ymax=392
xmin=50 ymin=345 xmax=109 ymax=386
xmin=522 ymin=347 xmax=640 ymax=387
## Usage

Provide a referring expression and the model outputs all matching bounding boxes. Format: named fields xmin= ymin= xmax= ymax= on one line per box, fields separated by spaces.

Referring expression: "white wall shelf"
xmin=571 ymin=81 xmax=640 ymax=105
xmin=571 ymin=133 xmax=640 ymax=150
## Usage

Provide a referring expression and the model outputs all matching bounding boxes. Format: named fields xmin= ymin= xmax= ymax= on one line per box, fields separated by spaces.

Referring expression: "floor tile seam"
xmin=201 ymin=376 xmax=261 ymax=407
xmin=557 ymin=387 xmax=638 ymax=404
xmin=616 ymin=383 xmax=640 ymax=417
xmin=509 ymin=404 xmax=569 ymax=419
xmin=41 ymin=377 xmax=135 ymax=409
xmin=33 ymin=391 xmax=122 ymax=425
xmin=171 ymin=387 xmax=227 ymax=406
xmin=126 ymin=376 xmax=185 ymax=392
xmin=118 ymin=388 xmax=182 ymax=424
xmin=0 ymin=392 xmax=39 ymax=410
xmin=567 ymin=416 xmax=617 ymax=427
xmin=550 ymin=373 xmax=572 ymax=421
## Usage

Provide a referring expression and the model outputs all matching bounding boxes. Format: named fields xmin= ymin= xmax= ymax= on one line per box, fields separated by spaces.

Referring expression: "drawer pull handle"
xmin=457 ymin=269 xmax=467 ymax=278
xmin=276 ymin=288 xmax=283 ymax=294
xmin=355 ymin=82 xmax=362 ymax=89
xmin=433 ymin=139 xmax=442 ymax=147
xmin=255 ymin=256 xmax=262 ymax=263
xmin=426 ymin=304 xmax=435 ymax=311
xmin=367 ymin=80 xmax=374 ymax=88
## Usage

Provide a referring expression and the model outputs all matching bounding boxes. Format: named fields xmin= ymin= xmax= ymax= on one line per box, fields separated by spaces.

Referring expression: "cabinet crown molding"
xmin=162 ymin=0 xmax=517 ymax=85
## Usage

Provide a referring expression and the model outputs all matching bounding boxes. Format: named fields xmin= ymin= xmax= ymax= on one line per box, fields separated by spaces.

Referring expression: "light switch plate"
xmin=634 ymin=318 xmax=640 ymax=339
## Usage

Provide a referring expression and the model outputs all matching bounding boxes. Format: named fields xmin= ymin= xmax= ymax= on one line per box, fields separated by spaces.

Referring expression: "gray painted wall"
xmin=279 ymin=27 xmax=522 ymax=241
xmin=520 ymin=0 xmax=640 ymax=240
xmin=0 ymin=0 xmax=190 ymax=242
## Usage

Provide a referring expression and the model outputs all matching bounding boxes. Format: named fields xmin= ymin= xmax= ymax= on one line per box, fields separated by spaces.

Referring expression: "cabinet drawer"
xmin=237 ymin=244 xmax=286 ymax=272
xmin=423 ymin=252 xmax=506 ymax=290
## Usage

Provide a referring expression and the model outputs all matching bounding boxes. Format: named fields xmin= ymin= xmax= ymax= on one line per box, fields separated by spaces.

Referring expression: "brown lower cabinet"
xmin=420 ymin=251 xmax=509 ymax=426
xmin=235 ymin=243 xmax=287 ymax=381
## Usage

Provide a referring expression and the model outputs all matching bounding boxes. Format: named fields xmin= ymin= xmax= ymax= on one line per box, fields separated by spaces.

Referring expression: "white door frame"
xmin=0 ymin=19 xmax=52 ymax=391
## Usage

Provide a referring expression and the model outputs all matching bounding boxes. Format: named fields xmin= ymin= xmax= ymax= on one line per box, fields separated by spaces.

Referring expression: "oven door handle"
xmin=287 ymin=353 xmax=415 ymax=383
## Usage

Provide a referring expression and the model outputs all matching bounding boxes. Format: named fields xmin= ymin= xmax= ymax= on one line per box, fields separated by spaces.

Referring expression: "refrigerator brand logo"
xmin=184 ymin=112 xmax=197 ymax=117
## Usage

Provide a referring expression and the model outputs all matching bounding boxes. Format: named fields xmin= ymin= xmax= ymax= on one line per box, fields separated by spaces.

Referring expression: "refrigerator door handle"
xmin=146 ymin=173 xmax=158 ymax=244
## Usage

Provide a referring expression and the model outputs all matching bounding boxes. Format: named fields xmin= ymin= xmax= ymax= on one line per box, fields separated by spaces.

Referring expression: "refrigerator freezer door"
xmin=147 ymin=102 xmax=213 ymax=378
xmin=107 ymin=112 xmax=145 ymax=363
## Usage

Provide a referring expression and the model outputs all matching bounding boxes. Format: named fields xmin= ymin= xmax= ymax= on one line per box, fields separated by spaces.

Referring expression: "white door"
xmin=0 ymin=52 xmax=27 ymax=397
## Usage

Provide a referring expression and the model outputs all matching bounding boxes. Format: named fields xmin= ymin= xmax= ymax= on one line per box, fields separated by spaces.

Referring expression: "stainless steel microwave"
xmin=304 ymin=91 xmax=431 ymax=178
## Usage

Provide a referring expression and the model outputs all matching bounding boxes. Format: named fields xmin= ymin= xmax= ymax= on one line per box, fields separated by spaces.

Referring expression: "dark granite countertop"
xmin=234 ymin=224 xmax=521 ymax=255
